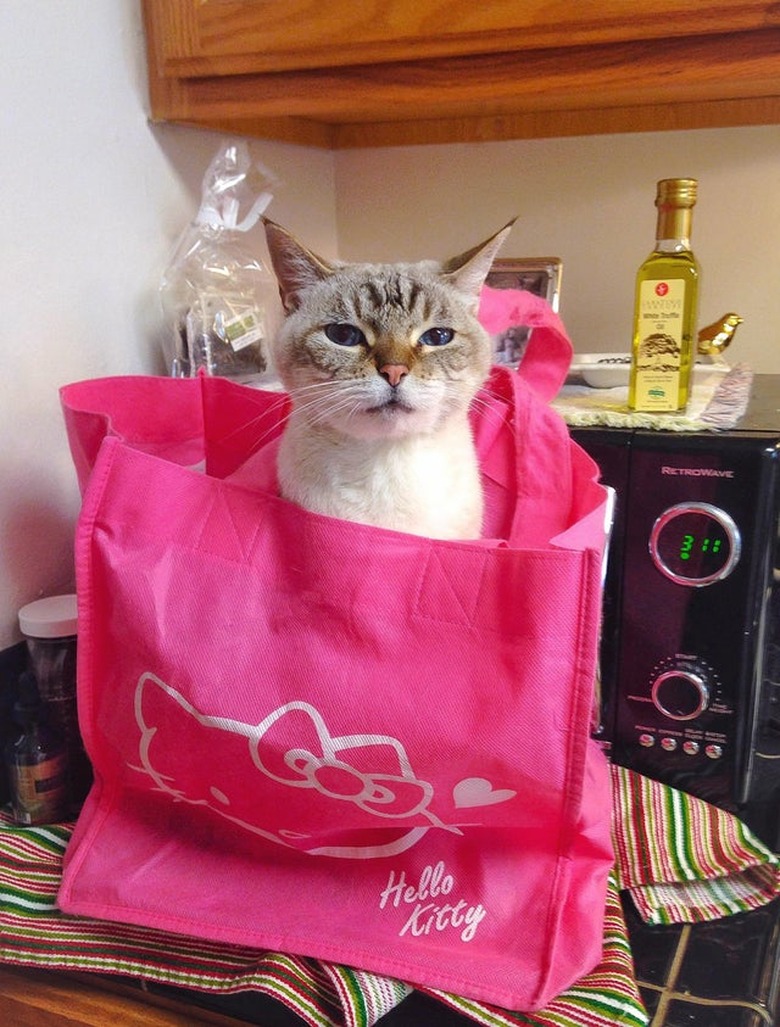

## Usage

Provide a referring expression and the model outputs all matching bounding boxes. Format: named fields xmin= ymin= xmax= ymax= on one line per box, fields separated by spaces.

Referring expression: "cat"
xmin=252 ymin=218 xmax=513 ymax=540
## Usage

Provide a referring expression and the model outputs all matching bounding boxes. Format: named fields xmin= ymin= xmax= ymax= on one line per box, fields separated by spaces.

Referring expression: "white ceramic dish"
xmin=568 ymin=354 xmax=632 ymax=388
xmin=568 ymin=353 xmax=730 ymax=389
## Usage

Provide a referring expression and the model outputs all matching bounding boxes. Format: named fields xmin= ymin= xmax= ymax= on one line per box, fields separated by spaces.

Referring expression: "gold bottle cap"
xmin=656 ymin=178 xmax=697 ymax=208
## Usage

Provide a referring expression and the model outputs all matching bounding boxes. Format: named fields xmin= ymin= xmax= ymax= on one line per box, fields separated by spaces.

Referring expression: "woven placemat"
xmin=553 ymin=364 xmax=753 ymax=432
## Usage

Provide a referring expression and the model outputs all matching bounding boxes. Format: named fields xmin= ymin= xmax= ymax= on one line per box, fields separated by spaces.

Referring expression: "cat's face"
xmin=263 ymin=221 xmax=513 ymax=439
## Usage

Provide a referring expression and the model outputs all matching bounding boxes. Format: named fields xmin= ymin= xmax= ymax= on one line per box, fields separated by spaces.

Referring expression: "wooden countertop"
xmin=0 ymin=965 xmax=243 ymax=1026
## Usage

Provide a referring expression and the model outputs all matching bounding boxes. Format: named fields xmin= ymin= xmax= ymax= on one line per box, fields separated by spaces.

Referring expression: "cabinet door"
xmin=142 ymin=0 xmax=780 ymax=148
xmin=146 ymin=0 xmax=780 ymax=75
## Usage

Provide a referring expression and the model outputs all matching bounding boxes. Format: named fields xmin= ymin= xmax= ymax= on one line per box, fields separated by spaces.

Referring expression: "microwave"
xmin=572 ymin=375 xmax=780 ymax=851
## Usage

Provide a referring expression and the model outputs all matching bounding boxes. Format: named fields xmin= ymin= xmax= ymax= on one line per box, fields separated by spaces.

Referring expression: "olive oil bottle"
xmin=628 ymin=178 xmax=701 ymax=412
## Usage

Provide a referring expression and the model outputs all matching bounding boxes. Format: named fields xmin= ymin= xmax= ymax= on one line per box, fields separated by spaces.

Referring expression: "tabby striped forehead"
xmin=332 ymin=267 xmax=446 ymax=331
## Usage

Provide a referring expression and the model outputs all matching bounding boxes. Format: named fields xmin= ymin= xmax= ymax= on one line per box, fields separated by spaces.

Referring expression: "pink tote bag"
xmin=57 ymin=290 xmax=614 ymax=1010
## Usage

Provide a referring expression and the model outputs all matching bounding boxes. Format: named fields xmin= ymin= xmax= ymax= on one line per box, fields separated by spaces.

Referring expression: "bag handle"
xmin=478 ymin=286 xmax=572 ymax=402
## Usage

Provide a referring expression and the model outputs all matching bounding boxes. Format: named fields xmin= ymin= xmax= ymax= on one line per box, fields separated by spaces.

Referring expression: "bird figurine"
xmin=697 ymin=313 xmax=743 ymax=363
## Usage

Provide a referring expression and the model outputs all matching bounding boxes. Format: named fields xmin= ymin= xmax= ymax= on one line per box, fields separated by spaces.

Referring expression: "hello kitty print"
xmin=131 ymin=672 xmax=519 ymax=861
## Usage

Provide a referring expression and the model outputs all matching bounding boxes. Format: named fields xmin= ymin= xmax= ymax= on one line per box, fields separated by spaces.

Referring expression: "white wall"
xmin=335 ymin=128 xmax=780 ymax=373
xmin=0 ymin=1 xmax=337 ymax=648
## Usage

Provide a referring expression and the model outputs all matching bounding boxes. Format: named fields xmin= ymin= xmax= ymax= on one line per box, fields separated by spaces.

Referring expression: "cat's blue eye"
xmin=419 ymin=327 xmax=454 ymax=347
xmin=324 ymin=323 xmax=366 ymax=347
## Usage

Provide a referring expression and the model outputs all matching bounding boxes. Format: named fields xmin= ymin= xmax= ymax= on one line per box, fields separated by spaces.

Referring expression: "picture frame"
xmin=486 ymin=257 xmax=562 ymax=310
xmin=486 ymin=257 xmax=563 ymax=367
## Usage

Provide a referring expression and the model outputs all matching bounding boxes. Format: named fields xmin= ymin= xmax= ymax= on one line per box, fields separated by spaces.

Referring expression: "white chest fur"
xmin=277 ymin=414 xmax=483 ymax=540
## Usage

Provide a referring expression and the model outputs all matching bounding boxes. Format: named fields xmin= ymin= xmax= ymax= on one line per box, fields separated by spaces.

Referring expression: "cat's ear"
xmin=441 ymin=219 xmax=516 ymax=302
xmin=263 ymin=217 xmax=336 ymax=313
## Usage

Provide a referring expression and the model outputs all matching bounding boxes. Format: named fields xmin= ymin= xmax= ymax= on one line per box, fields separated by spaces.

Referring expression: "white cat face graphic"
xmin=131 ymin=672 xmax=516 ymax=859
xmin=248 ymin=699 xmax=437 ymax=821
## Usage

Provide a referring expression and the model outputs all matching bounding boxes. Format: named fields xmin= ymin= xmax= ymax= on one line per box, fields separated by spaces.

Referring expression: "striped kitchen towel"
xmin=0 ymin=765 xmax=777 ymax=1027
xmin=612 ymin=764 xmax=779 ymax=925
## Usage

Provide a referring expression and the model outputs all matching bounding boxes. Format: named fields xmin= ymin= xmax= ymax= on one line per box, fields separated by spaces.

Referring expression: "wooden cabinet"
xmin=142 ymin=1 xmax=780 ymax=148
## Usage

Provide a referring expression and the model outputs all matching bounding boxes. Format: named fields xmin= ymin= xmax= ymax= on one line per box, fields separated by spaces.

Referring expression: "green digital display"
xmin=678 ymin=532 xmax=723 ymax=562
xmin=651 ymin=504 xmax=738 ymax=585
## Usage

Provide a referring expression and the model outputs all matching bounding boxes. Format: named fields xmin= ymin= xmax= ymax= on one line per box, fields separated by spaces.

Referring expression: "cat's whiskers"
xmin=467 ymin=386 xmax=520 ymax=437
xmin=290 ymin=380 xmax=362 ymax=406
xmin=232 ymin=375 xmax=496 ymax=463
xmin=215 ymin=395 xmax=292 ymax=461
xmin=466 ymin=391 xmax=495 ymax=416
xmin=289 ymin=379 xmax=370 ymax=429
xmin=286 ymin=377 xmax=350 ymax=396
xmin=222 ymin=383 xmax=360 ymax=462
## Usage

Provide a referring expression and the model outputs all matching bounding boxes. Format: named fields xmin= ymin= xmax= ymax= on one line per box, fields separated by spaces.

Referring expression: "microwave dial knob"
xmin=651 ymin=667 xmax=709 ymax=721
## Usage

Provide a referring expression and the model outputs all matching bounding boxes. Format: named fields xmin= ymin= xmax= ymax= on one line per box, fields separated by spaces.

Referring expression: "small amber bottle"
xmin=5 ymin=672 xmax=69 ymax=825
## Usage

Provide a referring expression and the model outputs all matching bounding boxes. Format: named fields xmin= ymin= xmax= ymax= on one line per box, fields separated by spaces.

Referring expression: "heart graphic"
xmin=453 ymin=777 xmax=516 ymax=808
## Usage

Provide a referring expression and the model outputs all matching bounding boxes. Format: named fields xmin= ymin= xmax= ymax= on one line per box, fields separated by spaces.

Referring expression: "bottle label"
xmin=9 ymin=755 xmax=68 ymax=825
xmin=634 ymin=278 xmax=686 ymax=411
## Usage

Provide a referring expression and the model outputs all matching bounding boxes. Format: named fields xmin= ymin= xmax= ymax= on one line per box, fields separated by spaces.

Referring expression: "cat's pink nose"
xmin=379 ymin=364 xmax=409 ymax=388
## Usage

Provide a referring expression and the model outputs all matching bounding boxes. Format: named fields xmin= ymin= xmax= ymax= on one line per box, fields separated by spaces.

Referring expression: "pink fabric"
xmin=478 ymin=286 xmax=572 ymax=402
xmin=57 ymin=290 xmax=613 ymax=1010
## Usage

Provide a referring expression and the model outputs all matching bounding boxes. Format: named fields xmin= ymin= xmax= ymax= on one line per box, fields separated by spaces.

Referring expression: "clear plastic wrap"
xmin=160 ymin=141 xmax=278 ymax=384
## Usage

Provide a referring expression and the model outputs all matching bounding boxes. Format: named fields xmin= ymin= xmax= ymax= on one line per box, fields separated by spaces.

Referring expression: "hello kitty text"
xmin=378 ymin=860 xmax=487 ymax=942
